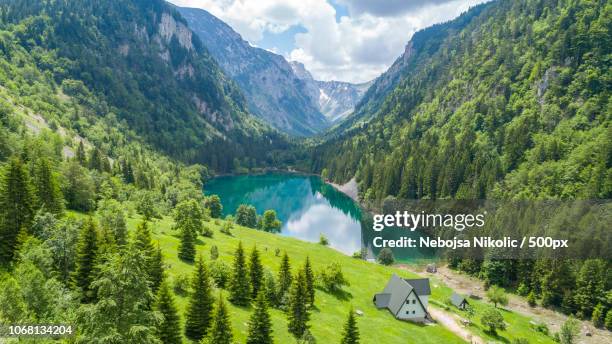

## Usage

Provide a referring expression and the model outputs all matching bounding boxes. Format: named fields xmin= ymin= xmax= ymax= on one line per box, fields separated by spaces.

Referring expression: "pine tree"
xmin=208 ymin=295 xmax=233 ymax=344
xmin=277 ymin=252 xmax=292 ymax=304
xmin=156 ymin=280 xmax=181 ymax=344
xmin=340 ymin=309 xmax=359 ymax=344
xmin=149 ymin=244 xmax=164 ymax=293
xmin=250 ymin=246 xmax=264 ymax=298
xmin=88 ymin=148 xmax=103 ymax=171
xmin=264 ymin=271 xmax=278 ymax=307
xmin=79 ymin=248 xmax=159 ymax=343
xmin=591 ymin=303 xmax=604 ymax=328
xmin=73 ymin=218 xmax=99 ymax=302
xmin=178 ymin=222 xmax=196 ymax=262
xmin=304 ymin=256 xmax=315 ymax=306
xmin=247 ymin=291 xmax=273 ymax=344
xmin=288 ymin=269 xmax=310 ymax=338
xmin=33 ymin=158 xmax=64 ymax=215
xmin=0 ymin=158 xmax=35 ymax=265
xmin=133 ymin=221 xmax=155 ymax=254
xmin=76 ymin=141 xmax=86 ymax=166
xmin=229 ymin=242 xmax=250 ymax=306
xmin=605 ymin=309 xmax=612 ymax=330
xmin=185 ymin=256 xmax=214 ymax=342
xmin=574 ymin=259 xmax=606 ymax=318
xmin=98 ymin=199 xmax=127 ymax=246
xmin=133 ymin=221 xmax=163 ymax=292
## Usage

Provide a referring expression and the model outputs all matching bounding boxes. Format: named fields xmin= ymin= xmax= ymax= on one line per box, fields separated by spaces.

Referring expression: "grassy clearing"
xmin=116 ymin=213 xmax=555 ymax=344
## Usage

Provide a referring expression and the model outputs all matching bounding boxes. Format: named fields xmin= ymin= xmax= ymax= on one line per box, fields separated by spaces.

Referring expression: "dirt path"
xmin=399 ymin=265 xmax=611 ymax=344
xmin=429 ymin=307 xmax=485 ymax=344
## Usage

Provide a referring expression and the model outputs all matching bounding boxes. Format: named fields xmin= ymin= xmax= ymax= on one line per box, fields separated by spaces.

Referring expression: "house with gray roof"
xmin=373 ymin=274 xmax=431 ymax=322
xmin=451 ymin=292 xmax=469 ymax=310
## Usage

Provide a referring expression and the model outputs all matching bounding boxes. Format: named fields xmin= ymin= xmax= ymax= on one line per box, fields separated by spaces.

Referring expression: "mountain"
xmin=318 ymin=80 xmax=373 ymax=122
xmin=311 ymin=0 xmax=611 ymax=201
xmin=324 ymin=3 xmax=490 ymax=136
xmin=0 ymin=0 xmax=289 ymax=172
xmin=289 ymin=61 xmax=372 ymax=122
xmin=177 ymin=6 xmax=329 ymax=137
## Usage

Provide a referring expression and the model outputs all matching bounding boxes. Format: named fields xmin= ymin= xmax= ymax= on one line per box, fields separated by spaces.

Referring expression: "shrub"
xmin=173 ymin=273 xmax=190 ymax=296
xmin=527 ymin=291 xmax=537 ymax=307
xmin=516 ymin=283 xmax=529 ymax=296
xmin=318 ymin=233 xmax=329 ymax=246
xmin=220 ymin=221 xmax=233 ymax=235
xmin=210 ymin=245 xmax=219 ymax=260
xmin=486 ymin=285 xmax=508 ymax=308
xmin=604 ymin=309 xmax=612 ymax=330
xmin=376 ymin=248 xmax=395 ymax=265
xmin=591 ymin=303 xmax=604 ymax=328
xmin=210 ymin=260 xmax=231 ymax=289
xmin=481 ymin=308 xmax=506 ymax=334
xmin=557 ymin=317 xmax=580 ymax=344
xmin=319 ymin=262 xmax=349 ymax=293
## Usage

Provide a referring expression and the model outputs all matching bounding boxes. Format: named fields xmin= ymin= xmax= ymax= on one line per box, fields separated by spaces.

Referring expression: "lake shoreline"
xmin=327 ymin=177 xmax=359 ymax=202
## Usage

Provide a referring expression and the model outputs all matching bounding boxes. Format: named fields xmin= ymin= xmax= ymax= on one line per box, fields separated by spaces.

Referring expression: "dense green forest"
xmin=312 ymin=0 xmax=610 ymax=201
xmin=311 ymin=0 xmax=611 ymax=327
xmin=0 ymin=0 xmax=296 ymax=172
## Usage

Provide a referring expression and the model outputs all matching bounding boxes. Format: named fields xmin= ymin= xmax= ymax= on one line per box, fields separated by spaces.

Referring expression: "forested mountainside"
xmin=312 ymin=0 xmax=611 ymax=202
xmin=0 ymin=0 xmax=291 ymax=172
xmin=289 ymin=61 xmax=372 ymax=122
xmin=177 ymin=6 xmax=329 ymax=137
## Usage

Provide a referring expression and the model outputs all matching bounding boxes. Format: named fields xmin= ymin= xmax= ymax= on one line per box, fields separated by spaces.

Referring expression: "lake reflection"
xmin=204 ymin=173 xmax=363 ymax=254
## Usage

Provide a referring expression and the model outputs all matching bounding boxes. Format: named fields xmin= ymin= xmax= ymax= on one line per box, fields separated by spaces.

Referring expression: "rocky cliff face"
xmin=178 ymin=6 xmax=329 ymax=137
xmin=289 ymin=61 xmax=371 ymax=122
xmin=317 ymin=80 xmax=372 ymax=122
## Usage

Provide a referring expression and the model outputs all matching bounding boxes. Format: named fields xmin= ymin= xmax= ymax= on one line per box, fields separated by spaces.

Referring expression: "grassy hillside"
xmin=112 ymin=212 xmax=555 ymax=344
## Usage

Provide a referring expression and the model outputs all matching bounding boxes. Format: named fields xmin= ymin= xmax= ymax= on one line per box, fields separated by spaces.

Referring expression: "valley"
xmin=0 ymin=0 xmax=609 ymax=343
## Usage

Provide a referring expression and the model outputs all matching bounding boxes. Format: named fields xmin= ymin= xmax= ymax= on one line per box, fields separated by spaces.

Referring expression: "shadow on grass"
xmin=317 ymin=286 xmax=353 ymax=301
xmin=483 ymin=330 xmax=510 ymax=343
xmin=309 ymin=305 xmax=321 ymax=313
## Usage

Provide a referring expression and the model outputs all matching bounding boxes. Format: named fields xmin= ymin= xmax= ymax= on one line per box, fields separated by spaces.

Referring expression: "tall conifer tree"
xmin=277 ymin=252 xmax=292 ymax=304
xmin=249 ymin=245 xmax=264 ymax=298
xmin=0 ymin=158 xmax=35 ymax=264
xmin=288 ymin=269 xmax=310 ymax=338
xmin=340 ymin=308 xmax=359 ymax=344
xmin=149 ymin=244 xmax=164 ymax=293
xmin=208 ymin=296 xmax=233 ymax=344
xmin=304 ymin=256 xmax=315 ymax=306
xmin=73 ymin=218 xmax=99 ymax=302
xmin=229 ymin=242 xmax=250 ymax=306
xmin=133 ymin=221 xmax=163 ymax=292
xmin=247 ymin=291 xmax=273 ymax=344
xmin=76 ymin=141 xmax=86 ymax=166
xmin=178 ymin=224 xmax=196 ymax=262
xmin=33 ymin=158 xmax=64 ymax=215
xmin=156 ymin=281 xmax=181 ymax=344
xmin=185 ymin=256 xmax=214 ymax=341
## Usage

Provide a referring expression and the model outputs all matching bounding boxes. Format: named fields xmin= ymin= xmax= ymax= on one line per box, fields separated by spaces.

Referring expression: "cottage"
xmin=451 ymin=292 xmax=469 ymax=309
xmin=373 ymin=274 xmax=431 ymax=322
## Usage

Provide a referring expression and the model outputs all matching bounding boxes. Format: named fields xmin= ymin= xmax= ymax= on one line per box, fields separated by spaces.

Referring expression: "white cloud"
xmin=169 ymin=0 xmax=488 ymax=83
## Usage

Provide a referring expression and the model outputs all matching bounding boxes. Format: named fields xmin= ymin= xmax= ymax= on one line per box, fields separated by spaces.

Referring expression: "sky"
xmin=168 ymin=0 xmax=489 ymax=83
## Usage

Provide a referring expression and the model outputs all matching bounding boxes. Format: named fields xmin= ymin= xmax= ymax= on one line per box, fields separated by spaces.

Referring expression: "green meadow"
xmin=101 ymin=212 xmax=557 ymax=344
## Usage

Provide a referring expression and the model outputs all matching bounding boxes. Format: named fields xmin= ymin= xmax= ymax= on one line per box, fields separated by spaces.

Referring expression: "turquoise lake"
xmin=204 ymin=173 xmax=433 ymax=260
